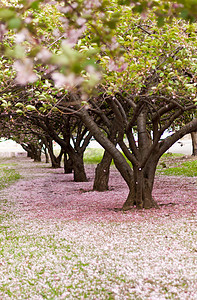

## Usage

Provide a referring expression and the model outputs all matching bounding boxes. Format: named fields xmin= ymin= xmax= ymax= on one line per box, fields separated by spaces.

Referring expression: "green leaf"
xmin=30 ymin=1 xmax=41 ymax=10
xmin=118 ymin=0 xmax=130 ymax=5
xmin=16 ymin=109 xmax=23 ymax=114
xmin=8 ymin=18 xmax=22 ymax=30
xmin=26 ymin=105 xmax=36 ymax=111
xmin=0 ymin=9 xmax=15 ymax=20
xmin=157 ymin=16 xmax=165 ymax=27
xmin=15 ymin=103 xmax=24 ymax=108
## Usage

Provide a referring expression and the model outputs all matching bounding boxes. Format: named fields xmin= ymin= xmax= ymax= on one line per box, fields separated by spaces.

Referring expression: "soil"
xmin=0 ymin=156 xmax=197 ymax=223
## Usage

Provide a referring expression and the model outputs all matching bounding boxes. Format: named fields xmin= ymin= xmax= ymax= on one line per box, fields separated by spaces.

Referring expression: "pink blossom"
xmin=84 ymin=0 xmax=101 ymax=9
xmin=0 ymin=23 xmax=7 ymax=41
xmin=108 ymin=58 xmax=128 ymax=72
xmin=13 ymin=59 xmax=38 ymax=85
xmin=110 ymin=37 xmax=119 ymax=51
xmin=52 ymin=72 xmax=83 ymax=88
xmin=63 ymin=26 xmax=86 ymax=47
xmin=36 ymin=48 xmax=52 ymax=63
xmin=76 ymin=17 xmax=86 ymax=26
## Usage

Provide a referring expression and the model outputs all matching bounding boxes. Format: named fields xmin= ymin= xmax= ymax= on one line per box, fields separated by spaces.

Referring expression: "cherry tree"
xmin=1 ymin=0 xmax=197 ymax=91
xmin=53 ymin=11 xmax=197 ymax=209
xmin=1 ymin=0 xmax=197 ymax=209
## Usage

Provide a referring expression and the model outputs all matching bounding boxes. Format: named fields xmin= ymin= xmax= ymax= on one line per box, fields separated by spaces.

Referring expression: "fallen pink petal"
xmin=0 ymin=157 xmax=196 ymax=299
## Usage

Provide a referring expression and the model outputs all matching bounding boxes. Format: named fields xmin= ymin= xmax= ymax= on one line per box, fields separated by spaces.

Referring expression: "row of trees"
xmin=0 ymin=0 xmax=197 ymax=209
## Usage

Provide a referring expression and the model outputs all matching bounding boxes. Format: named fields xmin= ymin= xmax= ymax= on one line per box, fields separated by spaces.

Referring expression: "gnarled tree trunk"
xmin=29 ymin=143 xmax=42 ymax=162
xmin=191 ymin=131 xmax=197 ymax=156
xmin=93 ymin=150 xmax=112 ymax=191
xmin=122 ymin=161 xmax=159 ymax=209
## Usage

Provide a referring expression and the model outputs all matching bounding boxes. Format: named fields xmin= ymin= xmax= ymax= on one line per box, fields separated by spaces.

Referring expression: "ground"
xmin=0 ymin=156 xmax=197 ymax=299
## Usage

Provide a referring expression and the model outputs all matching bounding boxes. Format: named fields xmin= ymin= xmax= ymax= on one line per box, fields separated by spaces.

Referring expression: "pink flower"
xmin=0 ymin=23 xmax=7 ymax=41
xmin=14 ymin=59 xmax=38 ymax=85
xmin=63 ymin=26 xmax=86 ymax=47
xmin=36 ymin=48 xmax=52 ymax=63
xmin=108 ymin=58 xmax=128 ymax=72
xmin=52 ymin=72 xmax=83 ymax=88
xmin=84 ymin=0 xmax=101 ymax=9
xmin=76 ymin=17 xmax=86 ymax=26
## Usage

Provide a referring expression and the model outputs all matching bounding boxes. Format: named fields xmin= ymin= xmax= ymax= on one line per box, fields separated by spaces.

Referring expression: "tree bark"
xmin=93 ymin=124 xmax=118 ymax=191
xmin=43 ymin=144 xmax=49 ymax=163
xmin=78 ymin=107 xmax=133 ymax=185
xmin=93 ymin=150 xmax=112 ymax=191
xmin=191 ymin=131 xmax=197 ymax=156
xmin=71 ymin=152 xmax=87 ymax=182
xmin=64 ymin=152 xmax=73 ymax=174
xmin=45 ymin=138 xmax=62 ymax=168
xmin=122 ymin=162 xmax=159 ymax=210
xmin=21 ymin=143 xmax=33 ymax=159
xmin=28 ymin=143 xmax=42 ymax=162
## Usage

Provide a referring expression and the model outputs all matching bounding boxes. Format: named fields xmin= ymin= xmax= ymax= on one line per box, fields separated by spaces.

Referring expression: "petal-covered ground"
xmin=0 ymin=157 xmax=197 ymax=299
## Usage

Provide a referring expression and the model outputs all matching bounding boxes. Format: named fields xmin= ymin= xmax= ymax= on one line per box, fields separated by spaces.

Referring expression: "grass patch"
xmin=161 ymin=153 xmax=183 ymax=159
xmin=84 ymin=148 xmax=131 ymax=166
xmin=0 ymin=164 xmax=21 ymax=190
xmin=160 ymin=160 xmax=197 ymax=177
xmin=84 ymin=148 xmax=104 ymax=164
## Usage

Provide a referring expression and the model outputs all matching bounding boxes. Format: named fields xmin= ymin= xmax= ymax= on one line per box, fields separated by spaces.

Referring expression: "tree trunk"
xmin=120 ymin=108 xmax=158 ymax=209
xmin=122 ymin=171 xmax=158 ymax=210
xmin=64 ymin=153 xmax=73 ymax=174
xmin=122 ymin=158 xmax=159 ymax=210
xmin=51 ymin=158 xmax=61 ymax=168
xmin=72 ymin=153 xmax=87 ymax=182
xmin=21 ymin=143 xmax=33 ymax=159
xmin=46 ymin=138 xmax=62 ymax=168
xmin=33 ymin=148 xmax=42 ymax=162
xmin=93 ymin=124 xmax=117 ymax=191
xmin=191 ymin=131 xmax=197 ymax=156
xmin=27 ymin=151 xmax=32 ymax=158
xmin=29 ymin=144 xmax=41 ymax=162
xmin=43 ymin=145 xmax=49 ymax=163
xmin=78 ymin=107 xmax=133 ymax=186
xmin=93 ymin=150 xmax=112 ymax=191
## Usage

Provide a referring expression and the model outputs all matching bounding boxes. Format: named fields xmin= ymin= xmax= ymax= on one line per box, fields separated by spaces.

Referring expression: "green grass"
xmin=0 ymin=164 xmax=21 ymax=190
xmin=84 ymin=148 xmax=104 ymax=164
xmin=160 ymin=160 xmax=197 ymax=177
xmin=84 ymin=148 xmax=129 ymax=166
xmin=161 ymin=153 xmax=183 ymax=159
